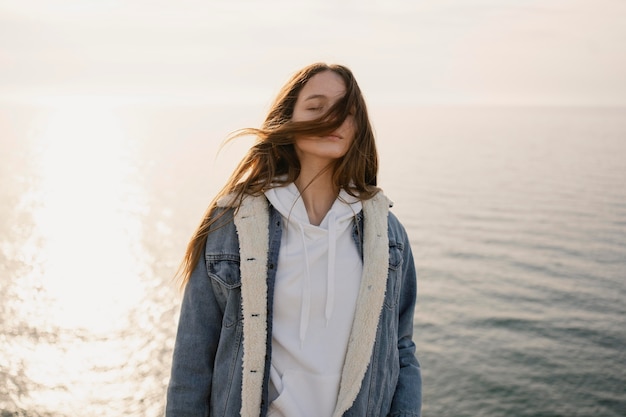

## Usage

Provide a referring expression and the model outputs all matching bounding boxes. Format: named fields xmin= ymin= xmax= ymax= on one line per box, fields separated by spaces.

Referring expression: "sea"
xmin=1 ymin=102 xmax=624 ymax=416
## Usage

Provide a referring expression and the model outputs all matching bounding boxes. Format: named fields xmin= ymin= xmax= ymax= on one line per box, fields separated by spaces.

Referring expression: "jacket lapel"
xmin=229 ymin=195 xmax=270 ymax=417
xmin=333 ymin=192 xmax=390 ymax=417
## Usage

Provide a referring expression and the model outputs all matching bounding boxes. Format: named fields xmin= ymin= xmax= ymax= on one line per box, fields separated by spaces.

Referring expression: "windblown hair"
xmin=178 ymin=63 xmax=379 ymax=286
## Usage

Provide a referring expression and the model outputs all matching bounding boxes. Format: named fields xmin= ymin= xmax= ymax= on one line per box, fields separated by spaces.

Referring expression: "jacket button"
xmin=269 ymin=263 xmax=275 ymax=270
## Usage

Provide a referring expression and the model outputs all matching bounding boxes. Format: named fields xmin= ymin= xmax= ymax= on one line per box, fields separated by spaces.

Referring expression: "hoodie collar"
xmin=264 ymin=182 xmax=362 ymax=230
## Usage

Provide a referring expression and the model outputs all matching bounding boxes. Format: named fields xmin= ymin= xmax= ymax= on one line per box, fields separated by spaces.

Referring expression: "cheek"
xmin=343 ymin=118 xmax=357 ymax=143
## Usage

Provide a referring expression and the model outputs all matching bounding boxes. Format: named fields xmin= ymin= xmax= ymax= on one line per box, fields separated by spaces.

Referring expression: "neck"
xmin=294 ymin=164 xmax=338 ymax=226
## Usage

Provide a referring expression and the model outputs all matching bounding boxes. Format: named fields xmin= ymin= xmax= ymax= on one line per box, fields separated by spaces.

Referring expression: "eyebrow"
xmin=303 ymin=94 xmax=328 ymax=101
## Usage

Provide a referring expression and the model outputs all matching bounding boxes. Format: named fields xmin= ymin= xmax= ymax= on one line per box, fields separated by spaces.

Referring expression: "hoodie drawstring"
xmin=325 ymin=211 xmax=336 ymax=327
xmin=298 ymin=224 xmax=311 ymax=348
xmin=297 ymin=211 xmax=338 ymax=346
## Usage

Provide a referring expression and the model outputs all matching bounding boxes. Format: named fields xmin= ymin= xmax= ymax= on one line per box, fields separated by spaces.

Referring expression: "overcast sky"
xmin=1 ymin=0 xmax=624 ymax=105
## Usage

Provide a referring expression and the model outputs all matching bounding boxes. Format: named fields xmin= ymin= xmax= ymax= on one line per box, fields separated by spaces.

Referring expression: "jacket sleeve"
xmin=165 ymin=250 xmax=223 ymax=417
xmin=389 ymin=223 xmax=422 ymax=417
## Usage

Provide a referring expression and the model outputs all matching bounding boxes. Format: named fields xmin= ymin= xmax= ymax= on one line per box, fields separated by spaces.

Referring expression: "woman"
xmin=165 ymin=63 xmax=422 ymax=417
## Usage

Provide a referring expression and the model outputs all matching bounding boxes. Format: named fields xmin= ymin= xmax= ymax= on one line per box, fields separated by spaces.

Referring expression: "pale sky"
xmin=1 ymin=0 xmax=624 ymax=105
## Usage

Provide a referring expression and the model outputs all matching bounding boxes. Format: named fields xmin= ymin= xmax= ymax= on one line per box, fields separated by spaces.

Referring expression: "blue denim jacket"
xmin=165 ymin=192 xmax=421 ymax=417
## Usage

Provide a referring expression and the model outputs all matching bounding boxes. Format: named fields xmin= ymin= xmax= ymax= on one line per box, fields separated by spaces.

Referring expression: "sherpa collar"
xmin=218 ymin=191 xmax=391 ymax=417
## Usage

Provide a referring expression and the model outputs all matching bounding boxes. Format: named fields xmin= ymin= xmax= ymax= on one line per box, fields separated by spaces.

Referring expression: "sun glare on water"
xmin=30 ymin=99 xmax=146 ymax=332
xmin=6 ymin=98 xmax=157 ymax=414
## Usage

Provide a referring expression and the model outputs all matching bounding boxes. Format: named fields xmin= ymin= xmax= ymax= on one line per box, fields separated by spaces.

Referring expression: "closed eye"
xmin=307 ymin=107 xmax=323 ymax=111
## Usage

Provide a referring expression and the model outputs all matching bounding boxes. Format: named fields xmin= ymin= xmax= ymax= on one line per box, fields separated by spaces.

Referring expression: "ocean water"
xmin=0 ymin=103 xmax=624 ymax=416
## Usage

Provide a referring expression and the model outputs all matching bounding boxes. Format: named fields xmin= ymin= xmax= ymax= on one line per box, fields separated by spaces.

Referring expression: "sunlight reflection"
xmin=32 ymin=100 xmax=146 ymax=333
xmin=4 ymin=98 xmax=156 ymax=415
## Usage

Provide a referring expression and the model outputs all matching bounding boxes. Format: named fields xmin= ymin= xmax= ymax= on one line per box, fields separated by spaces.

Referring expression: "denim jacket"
xmin=165 ymin=192 xmax=421 ymax=417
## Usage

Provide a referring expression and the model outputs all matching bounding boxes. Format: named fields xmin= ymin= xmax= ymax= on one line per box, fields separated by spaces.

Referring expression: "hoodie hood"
xmin=265 ymin=183 xmax=361 ymax=230
xmin=264 ymin=183 xmax=362 ymax=345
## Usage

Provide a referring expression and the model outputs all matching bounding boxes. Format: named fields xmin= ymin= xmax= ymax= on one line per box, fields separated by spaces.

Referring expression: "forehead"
xmin=298 ymin=71 xmax=346 ymax=101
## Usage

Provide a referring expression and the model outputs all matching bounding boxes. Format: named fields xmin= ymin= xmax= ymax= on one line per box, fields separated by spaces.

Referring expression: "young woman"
xmin=165 ymin=63 xmax=422 ymax=417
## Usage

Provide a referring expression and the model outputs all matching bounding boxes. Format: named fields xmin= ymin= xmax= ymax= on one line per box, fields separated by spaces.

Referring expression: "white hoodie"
xmin=264 ymin=183 xmax=363 ymax=417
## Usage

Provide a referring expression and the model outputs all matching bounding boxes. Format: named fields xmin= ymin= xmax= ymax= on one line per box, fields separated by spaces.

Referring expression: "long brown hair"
xmin=177 ymin=62 xmax=379 ymax=286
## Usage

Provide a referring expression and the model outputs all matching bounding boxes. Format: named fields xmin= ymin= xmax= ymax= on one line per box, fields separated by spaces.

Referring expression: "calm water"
xmin=1 ymin=103 xmax=625 ymax=416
